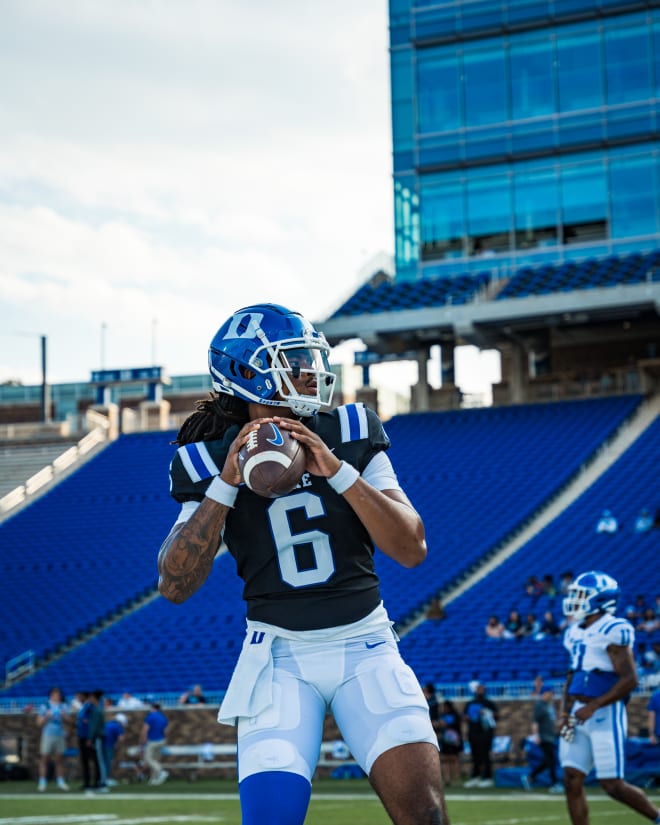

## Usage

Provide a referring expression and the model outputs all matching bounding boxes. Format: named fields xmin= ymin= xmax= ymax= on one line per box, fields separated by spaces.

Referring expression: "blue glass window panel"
xmin=651 ymin=21 xmax=660 ymax=98
xmin=394 ymin=177 xmax=421 ymax=274
xmin=415 ymin=6 xmax=460 ymax=41
xmin=419 ymin=134 xmax=463 ymax=167
xmin=460 ymin=1 xmax=505 ymax=33
xmin=560 ymin=158 xmax=607 ymax=225
xmin=506 ymin=0 xmax=549 ymax=27
xmin=466 ymin=169 xmax=512 ymax=236
xmin=604 ymin=20 xmax=651 ymax=106
xmin=510 ymin=118 xmax=557 ymax=154
xmin=557 ymin=111 xmax=604 ymax=148
xmin=420 ymin=176 xmax=465 ymax=248
xmin=464 ymin=43 xmax=508 ymax=126
xmin=513 ymin=164 xmax=560 ymax=234
xmin=464 ymin=125 xmax=509 ymax=162
xmin=417 ymin=50 xmax=461 ymax=134
xmin=510 ymin=35 xmax=556 ymax=119
xmin=391 ymin=52 xmax=415 ymax=152
xmin=553 ymin=0 xmax=597 ymax=14
xmin=556 ymin=27 xmax=603 ymax=112
xmin=605 ymin=103 xmax=654 ymax=142
xmin=609 ymin=152 xmax=659 ymax=238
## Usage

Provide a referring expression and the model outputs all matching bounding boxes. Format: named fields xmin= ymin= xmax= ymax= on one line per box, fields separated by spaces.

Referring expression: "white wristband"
xmin=327 ymin=461 xmax=360 ymax=494
xmin=205 ymin=476 xmax=238 ymax=508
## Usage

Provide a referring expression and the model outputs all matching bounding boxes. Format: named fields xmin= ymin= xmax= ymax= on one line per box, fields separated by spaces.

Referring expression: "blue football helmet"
xmin=208 ymin=303 xmax=336 ymax=417
xmin=562 ymin=570 xmax=620 ymax=622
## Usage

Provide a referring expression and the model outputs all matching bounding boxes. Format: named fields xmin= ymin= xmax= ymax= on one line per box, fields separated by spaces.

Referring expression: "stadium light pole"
xmin=40 ymin=334 xmax=50 ymax=423
xmin=3 ymin=331 xmax=50 ymax=423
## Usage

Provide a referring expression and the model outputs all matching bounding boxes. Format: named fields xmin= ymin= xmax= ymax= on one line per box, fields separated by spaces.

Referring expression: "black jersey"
xmin=169 ymin=403 xmax=391 ymax=630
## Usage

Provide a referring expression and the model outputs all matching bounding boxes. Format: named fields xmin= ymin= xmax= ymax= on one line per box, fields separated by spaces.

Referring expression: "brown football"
xmin=238 ymin=422 xmax=306 ymax=499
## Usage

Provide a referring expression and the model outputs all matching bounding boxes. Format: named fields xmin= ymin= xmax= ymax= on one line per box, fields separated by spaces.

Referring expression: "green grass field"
xmin=0 ymin=779 xmax=658 ymax=825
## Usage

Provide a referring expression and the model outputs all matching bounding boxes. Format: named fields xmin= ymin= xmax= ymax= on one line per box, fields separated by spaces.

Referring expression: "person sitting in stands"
xmin=637 ymin=609 xmax=660 ymax=635
xmin=634 ymin=509 xmax=654 ymax=534
xmin=596 ymin=509 xmax=618 ymax=534
xmin=525 ymin=576 xmax=543 ymax=601
xmin=522 ymin=613 xmax=541 ymax=638
xmin=503 ymin=609 xmax=525 ymax=640
xmin=535 ymin=611 xmax=562 ymax=640
xmin=179 ymin=684 xmax=207 ymax=705
xmin=485 ymin=615 xmax=505 ymax=639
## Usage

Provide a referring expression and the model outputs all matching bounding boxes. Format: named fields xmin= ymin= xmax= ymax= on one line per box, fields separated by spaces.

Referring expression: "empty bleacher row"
xmin=0 ymin=393 xmax=652 ymax=700
xmin=329 ymin=271 xmax=491 ymax=318
xmin=325 ymin=249 xmax=660 ymax=319
xmin=497 ymin=249 xmax=660 ymax=300
xmin=0 ymin=432 xmax=179 ymax=671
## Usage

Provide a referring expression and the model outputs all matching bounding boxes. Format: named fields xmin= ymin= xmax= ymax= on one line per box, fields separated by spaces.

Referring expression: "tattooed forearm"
xmin=157 ymin=499 xmax=230 ymax=603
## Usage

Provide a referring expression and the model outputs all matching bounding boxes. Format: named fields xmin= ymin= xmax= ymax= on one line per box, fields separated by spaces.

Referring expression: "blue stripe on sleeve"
xmin=184 ymin=444 xmax=212 ymax=482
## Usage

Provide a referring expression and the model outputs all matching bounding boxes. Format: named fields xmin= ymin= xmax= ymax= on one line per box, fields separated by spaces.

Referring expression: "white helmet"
xmin=562 ymin=570 xmax=620 ymax=623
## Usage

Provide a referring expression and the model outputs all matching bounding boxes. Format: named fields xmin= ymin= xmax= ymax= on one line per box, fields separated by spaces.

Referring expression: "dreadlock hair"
xmin=174 ymin=392 xmax=249 ymax=446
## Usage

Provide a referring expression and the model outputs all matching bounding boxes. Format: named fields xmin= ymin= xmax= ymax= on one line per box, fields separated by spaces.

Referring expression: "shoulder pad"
xmin=335 ymin=403 xmax=390 ymax=449
xmin=600 ymin=617 xmax=635 ymax=648
xmin=169 ymin=426 xmax=239 ymax=503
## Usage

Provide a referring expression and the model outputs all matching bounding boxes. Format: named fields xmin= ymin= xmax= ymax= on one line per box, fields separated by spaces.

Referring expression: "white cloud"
xmin=0 ymin=1 xmax=394 ymax=384
xmin=0 ymin=1 xmax=498 ymax=399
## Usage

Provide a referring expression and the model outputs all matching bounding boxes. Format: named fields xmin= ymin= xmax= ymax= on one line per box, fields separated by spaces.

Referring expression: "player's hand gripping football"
xmin=221 ymin=419 xmax=275 ymax=486
xmin=273 ymin=416 xmax=341 ymax=479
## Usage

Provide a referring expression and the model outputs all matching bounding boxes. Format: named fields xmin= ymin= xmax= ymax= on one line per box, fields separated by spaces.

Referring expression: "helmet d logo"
xmin=223 ymin=312 xmax=264 ymax=340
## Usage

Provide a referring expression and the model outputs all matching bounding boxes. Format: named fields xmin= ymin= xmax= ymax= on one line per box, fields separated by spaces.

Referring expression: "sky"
xmin=0 ymin=0 xmax=499 ymax=400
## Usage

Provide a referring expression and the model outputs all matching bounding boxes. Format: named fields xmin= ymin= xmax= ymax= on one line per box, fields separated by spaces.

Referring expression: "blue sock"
xmin=239 ymin=771 xmax=312 ymax=825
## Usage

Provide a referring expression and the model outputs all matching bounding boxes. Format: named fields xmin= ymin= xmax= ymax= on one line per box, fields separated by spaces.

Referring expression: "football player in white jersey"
xmin=158 ymin=305 xmax=449 ymax=825
xmin=559 ymin=570 xmax=660 ymax=825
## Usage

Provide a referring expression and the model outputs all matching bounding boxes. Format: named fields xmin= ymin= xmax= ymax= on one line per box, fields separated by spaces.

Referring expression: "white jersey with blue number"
xmin=564 ymin=613 xmax=635 ymax=672
xmin=560 ymin=613 xmax=635 ymax=778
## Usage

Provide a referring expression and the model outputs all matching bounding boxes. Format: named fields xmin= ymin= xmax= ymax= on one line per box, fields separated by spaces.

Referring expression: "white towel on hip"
xmin=217 ymin=626 xmax=275 ymax=726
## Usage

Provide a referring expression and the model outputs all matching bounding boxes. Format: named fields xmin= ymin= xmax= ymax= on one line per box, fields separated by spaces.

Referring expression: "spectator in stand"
xmin=634 ymin=509 xmax=654 ymax=534
xmin=535 ymin=611 xmax=563 ymax=640
xmin=541 ymin=574 xmax=557 ymax=598
xmin=140 ymin=702 xmax=169 ymax=786
xmin=503 ymin=609 xmax=525 ymax=640
xmin=179 ymin=684 xmax=207 ymax=705
xmin=559 ymin=571 xmax=574 ymax=596
xmin=540 ymin=575 xmax=557 ymax=609
xmin=426 ymin=597 xmax=446 ymax=620
xmin=117 ymin=691 xmax=145 ymax=710
xmin=438 ymin=699 xmax=463 ymax=786
xmin=485 ymin=615 xmax=505 ymax=639
xmin=525 ymin=576 xmax=543 ymax=602
xmin=648 ymin=688 xmax=660 ymax=745
xmin=463 ymin=681 xmax=498 ymax=788
xmin=654 ymin=594 xmax=660 ymax=619
xmin=522 ymin=613 xmax=541 ymax=638
xmin=36 ymin=686 xmax=70 ymax=792
xmin=637 ymin=642 xmax=660 ymax=677
xmin=638 ymin=609 xmax=660 ymax=635
xmin=104 ymin=713 xmax=127 ymax=786
xmin=596 ymin=509 xmax=618 ymax=534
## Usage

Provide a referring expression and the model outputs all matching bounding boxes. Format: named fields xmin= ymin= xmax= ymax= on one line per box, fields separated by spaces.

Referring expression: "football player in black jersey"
xmin=158 ymin=304 xmax=449 ymax=825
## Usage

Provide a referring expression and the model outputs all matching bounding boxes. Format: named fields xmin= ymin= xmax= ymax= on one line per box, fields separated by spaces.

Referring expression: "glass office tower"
xmin=390 ymin=0 xmax=660 ymax=280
